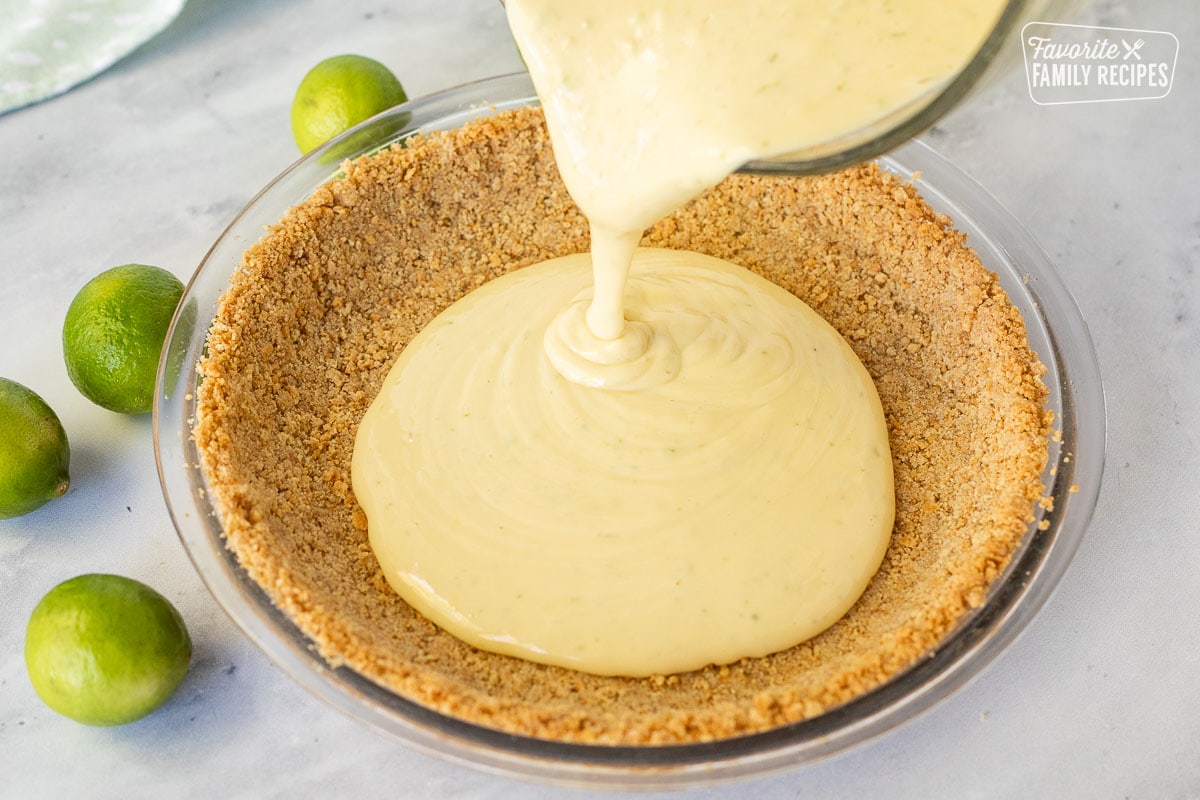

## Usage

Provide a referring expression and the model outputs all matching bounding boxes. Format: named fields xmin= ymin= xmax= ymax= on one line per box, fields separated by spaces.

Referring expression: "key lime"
xmin=290 ymin=54 xmax=407 ymax=153
xmin=25 ymin=574 xmax=191 ymax=726
xmin=62 ymin=264 xmax=184 ymax=415
xmin=0 ymin=378 xmax=70 ymax=519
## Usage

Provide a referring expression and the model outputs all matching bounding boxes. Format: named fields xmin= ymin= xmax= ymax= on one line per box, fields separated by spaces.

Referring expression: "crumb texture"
xmin=193 ymin=107 xmax=1049 ymax=745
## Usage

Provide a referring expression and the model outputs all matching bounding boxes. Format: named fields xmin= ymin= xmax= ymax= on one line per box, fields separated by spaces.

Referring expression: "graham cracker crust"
xmin=193 ymin=106 xmax=1050 ymax=745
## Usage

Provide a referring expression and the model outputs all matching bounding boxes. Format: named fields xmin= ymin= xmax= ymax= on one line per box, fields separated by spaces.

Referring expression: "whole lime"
xmin=0 ymin=378 xmax=70 ymax=519
xmin=62 ymin=264 xmax=184 ymax=414
xmin=290 ymin=54 xmax=407 ymax=153
xmin=25 ymin=574 xmax=191 ymax=726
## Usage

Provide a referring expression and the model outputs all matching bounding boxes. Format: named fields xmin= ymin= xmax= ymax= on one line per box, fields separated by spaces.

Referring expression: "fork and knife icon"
xmin=1121 ymin=38 xmax=1145 ymax=60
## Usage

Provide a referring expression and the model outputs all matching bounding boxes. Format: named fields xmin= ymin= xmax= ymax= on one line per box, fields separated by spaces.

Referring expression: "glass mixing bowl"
xmin=154 ymin=72 xmax=1104 ymax=789
xmin=738 ymin=0 xmax=1088 ymax=174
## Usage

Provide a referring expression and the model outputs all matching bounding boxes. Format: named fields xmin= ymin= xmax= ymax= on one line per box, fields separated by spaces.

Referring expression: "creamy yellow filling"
xmin=355 ymin=0 xmax=1005 ymax=676
xmin=353 ymin=249 xmax=894 ymax=676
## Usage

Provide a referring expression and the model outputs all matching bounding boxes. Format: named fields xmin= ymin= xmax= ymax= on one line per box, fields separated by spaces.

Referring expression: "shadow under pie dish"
xmin=154 ymin=73 xmax=1104 ymax=787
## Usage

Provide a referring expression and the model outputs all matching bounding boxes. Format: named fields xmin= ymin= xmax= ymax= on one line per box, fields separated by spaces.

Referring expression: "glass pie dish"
xmin=154 ymin=72 xmax=1104 ymax=789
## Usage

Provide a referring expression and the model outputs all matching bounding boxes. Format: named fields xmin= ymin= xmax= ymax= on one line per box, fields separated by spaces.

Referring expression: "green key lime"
xmin=62 ymin=264 xmax=184 ymax=415
xmin=25 ymin=574 xmax=191 ymax=726
xmin=290 ymin=54 xmax=407 ymax=153
xmin=0 ymin=378 xmax=70 ymax=519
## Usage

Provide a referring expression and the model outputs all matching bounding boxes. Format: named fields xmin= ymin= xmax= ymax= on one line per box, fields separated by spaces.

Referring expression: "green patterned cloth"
xmin=0 ymin=0 xmax=184 ymax=114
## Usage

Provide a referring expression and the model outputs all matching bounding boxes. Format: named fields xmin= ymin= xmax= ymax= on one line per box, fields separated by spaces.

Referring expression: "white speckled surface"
xmin=2 ymin=1 xmax=1197 ymax=796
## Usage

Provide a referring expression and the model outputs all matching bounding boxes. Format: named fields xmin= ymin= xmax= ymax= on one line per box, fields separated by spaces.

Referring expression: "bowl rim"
xmin=153 ymin=72 xmax=1106 ymax=790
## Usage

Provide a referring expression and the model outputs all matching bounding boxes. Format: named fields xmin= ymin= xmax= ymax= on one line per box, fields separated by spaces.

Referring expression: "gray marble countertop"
xmin=2 ymin=1 xmax=1196 ymax=797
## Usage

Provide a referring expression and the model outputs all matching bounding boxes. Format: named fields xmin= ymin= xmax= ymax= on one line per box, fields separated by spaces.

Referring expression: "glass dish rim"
xmin=153 ymin=72 xmax=1106 ymax=790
